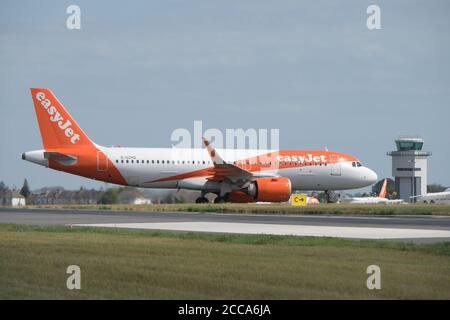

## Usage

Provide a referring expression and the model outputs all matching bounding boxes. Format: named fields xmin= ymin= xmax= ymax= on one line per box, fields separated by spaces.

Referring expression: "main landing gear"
xmin=195 ymin=196 xmax=209 ymax=204
xmin=195 ymin=195 xmax=228 ymax=203
xmin=213 ymin=196 xmax=227 ymax=204
xmin=195 ymin=193 xmax=228 ymax=204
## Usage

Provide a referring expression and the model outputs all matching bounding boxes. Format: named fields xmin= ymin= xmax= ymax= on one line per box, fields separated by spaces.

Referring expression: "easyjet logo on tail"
xmin=36 ymin=91 xmax=80 ymax=144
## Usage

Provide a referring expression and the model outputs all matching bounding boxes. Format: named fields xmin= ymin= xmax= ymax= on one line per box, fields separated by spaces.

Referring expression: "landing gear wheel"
xmin=213 ymin=196 xmax=226 ymax=204
xmin=324 ymin=190 xmax=331 ymax=204
xmin=195 ymin=197 xmax=209 ymax=204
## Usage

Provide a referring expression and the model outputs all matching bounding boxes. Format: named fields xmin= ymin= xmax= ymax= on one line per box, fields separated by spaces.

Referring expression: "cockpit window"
xmin=357 ymin=162 xmax=362 ymax=167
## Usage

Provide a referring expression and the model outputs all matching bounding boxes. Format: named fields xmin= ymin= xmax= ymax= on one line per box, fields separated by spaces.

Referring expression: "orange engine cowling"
xmin=252 ymin=177 xmax=292 ymax=202
xmin=227 ymin=177 xmax=292 ymax=203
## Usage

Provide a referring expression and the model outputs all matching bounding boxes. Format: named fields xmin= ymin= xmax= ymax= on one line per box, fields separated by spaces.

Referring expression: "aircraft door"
xmin=330 ymin=155 xmax=341 ymax=176
xmin=97 ymin=151 xmax=109 ymax=172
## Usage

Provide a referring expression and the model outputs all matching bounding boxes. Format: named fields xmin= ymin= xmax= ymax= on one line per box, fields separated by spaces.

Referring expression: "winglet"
xmin=202 ymin=137 xmax=225 ymax=165
xmin=378 ymin=178 xmax=388 ymax=198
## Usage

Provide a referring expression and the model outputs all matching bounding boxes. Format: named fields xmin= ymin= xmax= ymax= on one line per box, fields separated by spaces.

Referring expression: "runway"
xmin=1 ymin=207 xmax=450 ymax=242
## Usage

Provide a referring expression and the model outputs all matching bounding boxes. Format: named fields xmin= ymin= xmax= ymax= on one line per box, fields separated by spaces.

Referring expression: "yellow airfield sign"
xmin=291 ymin=194 xmax=307 ymax=206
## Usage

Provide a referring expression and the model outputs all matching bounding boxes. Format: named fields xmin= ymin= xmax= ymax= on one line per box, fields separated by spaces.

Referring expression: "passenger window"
xmin=121 ymin=160 xmax=124 ymax=163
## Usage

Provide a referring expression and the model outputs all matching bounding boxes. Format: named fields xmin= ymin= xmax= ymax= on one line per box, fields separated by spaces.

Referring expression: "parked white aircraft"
xmin=22 ymin=88 xmax=378 ymax=203
xmin=306 ymin=196 xmax=320 ymax=205
xmin=411 ymin=188 xmax=450 ymax=204
xmin=340 ymin=179 xmax=405 ymax=204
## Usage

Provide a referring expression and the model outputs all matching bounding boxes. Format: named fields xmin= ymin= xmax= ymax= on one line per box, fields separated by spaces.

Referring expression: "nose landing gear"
xmin=324 ymin=190 xmax=338 ymax=203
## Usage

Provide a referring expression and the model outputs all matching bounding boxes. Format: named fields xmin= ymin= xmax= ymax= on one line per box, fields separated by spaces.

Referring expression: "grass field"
xmin=26 ymin=203 xmax=450 ymax=216
xmin=1 ymin=224 xmax=450 ymax=299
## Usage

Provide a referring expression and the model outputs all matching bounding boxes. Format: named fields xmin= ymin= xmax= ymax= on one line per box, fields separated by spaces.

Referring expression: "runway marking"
xmin=74 ymin=222 xmax=450 ymax=239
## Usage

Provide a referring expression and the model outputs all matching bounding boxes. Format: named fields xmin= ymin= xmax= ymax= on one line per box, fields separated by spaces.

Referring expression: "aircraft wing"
xmin=202 ymin=137 xmax=277 ymax=184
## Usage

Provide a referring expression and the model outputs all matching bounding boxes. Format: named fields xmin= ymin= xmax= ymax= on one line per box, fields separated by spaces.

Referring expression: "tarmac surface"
xmin=1 ymin=207 xmax=450 ymax=242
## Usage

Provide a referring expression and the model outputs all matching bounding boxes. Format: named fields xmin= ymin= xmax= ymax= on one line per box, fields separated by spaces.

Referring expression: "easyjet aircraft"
xmin=22 ymin=88 xmax=378 ymax=203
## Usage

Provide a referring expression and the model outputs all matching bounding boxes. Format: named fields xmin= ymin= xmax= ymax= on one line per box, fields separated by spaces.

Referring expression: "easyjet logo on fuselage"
xmin=36 ymin=92 xmax=80 ymax=144
xmin=277 ymin=154 xmax=328 ymax=164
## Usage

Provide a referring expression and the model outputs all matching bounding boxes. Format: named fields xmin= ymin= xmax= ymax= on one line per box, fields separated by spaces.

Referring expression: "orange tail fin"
xmin=30 ymin=88 xmax=94 ymax=149
xmin=378 ymin=178 xmax=388 ymax=198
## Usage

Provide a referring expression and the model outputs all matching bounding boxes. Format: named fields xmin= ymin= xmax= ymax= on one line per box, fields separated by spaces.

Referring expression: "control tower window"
xmin=396 ymin=140 xmax=423 ymax=151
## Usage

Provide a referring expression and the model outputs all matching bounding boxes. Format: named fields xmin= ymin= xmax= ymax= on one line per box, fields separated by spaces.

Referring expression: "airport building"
xmin=387 ymin=137 xmax=431 ymax=203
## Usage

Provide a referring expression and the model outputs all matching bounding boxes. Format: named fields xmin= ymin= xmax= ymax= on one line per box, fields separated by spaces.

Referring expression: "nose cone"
xmin=364 ymin=168 xmax=378 ymax=185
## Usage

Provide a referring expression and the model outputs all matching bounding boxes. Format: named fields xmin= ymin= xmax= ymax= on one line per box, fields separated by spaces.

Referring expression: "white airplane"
xmin=306 ymin=196 xmax=320 ymax=205
xmin=411 ymin=188 xmax=450 ymax=204
xmin=340 ymin=178 xmax=405 ymax=204
xmin=22 ymin=88 xmax=378 ymax=203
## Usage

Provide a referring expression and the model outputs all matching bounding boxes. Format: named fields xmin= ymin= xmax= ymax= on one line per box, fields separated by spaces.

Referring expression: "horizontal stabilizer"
xmin=44 ymin=152 xmax=78 ymax=166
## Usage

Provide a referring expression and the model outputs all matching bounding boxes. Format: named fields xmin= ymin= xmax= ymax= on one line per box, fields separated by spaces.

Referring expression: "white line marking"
xmin=74 ymin=222 xmax=450 ymax=239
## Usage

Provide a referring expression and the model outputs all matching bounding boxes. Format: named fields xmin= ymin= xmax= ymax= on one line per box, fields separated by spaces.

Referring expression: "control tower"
xmin=387 ymin=137 xmax=431 ymax=203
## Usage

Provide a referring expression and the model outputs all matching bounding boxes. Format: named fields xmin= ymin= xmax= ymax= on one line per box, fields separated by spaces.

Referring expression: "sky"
xmin=1 ymin=0 xmax=449 ymax=191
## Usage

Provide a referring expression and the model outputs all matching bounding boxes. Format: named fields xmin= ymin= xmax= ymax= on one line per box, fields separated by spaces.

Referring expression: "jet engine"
xmin=228 ymin=177 xmax=292 ymax=203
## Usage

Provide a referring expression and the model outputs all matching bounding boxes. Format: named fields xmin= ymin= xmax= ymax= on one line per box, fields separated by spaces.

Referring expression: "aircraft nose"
xmin=364 ymin=168 xmax=378 ymax=185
